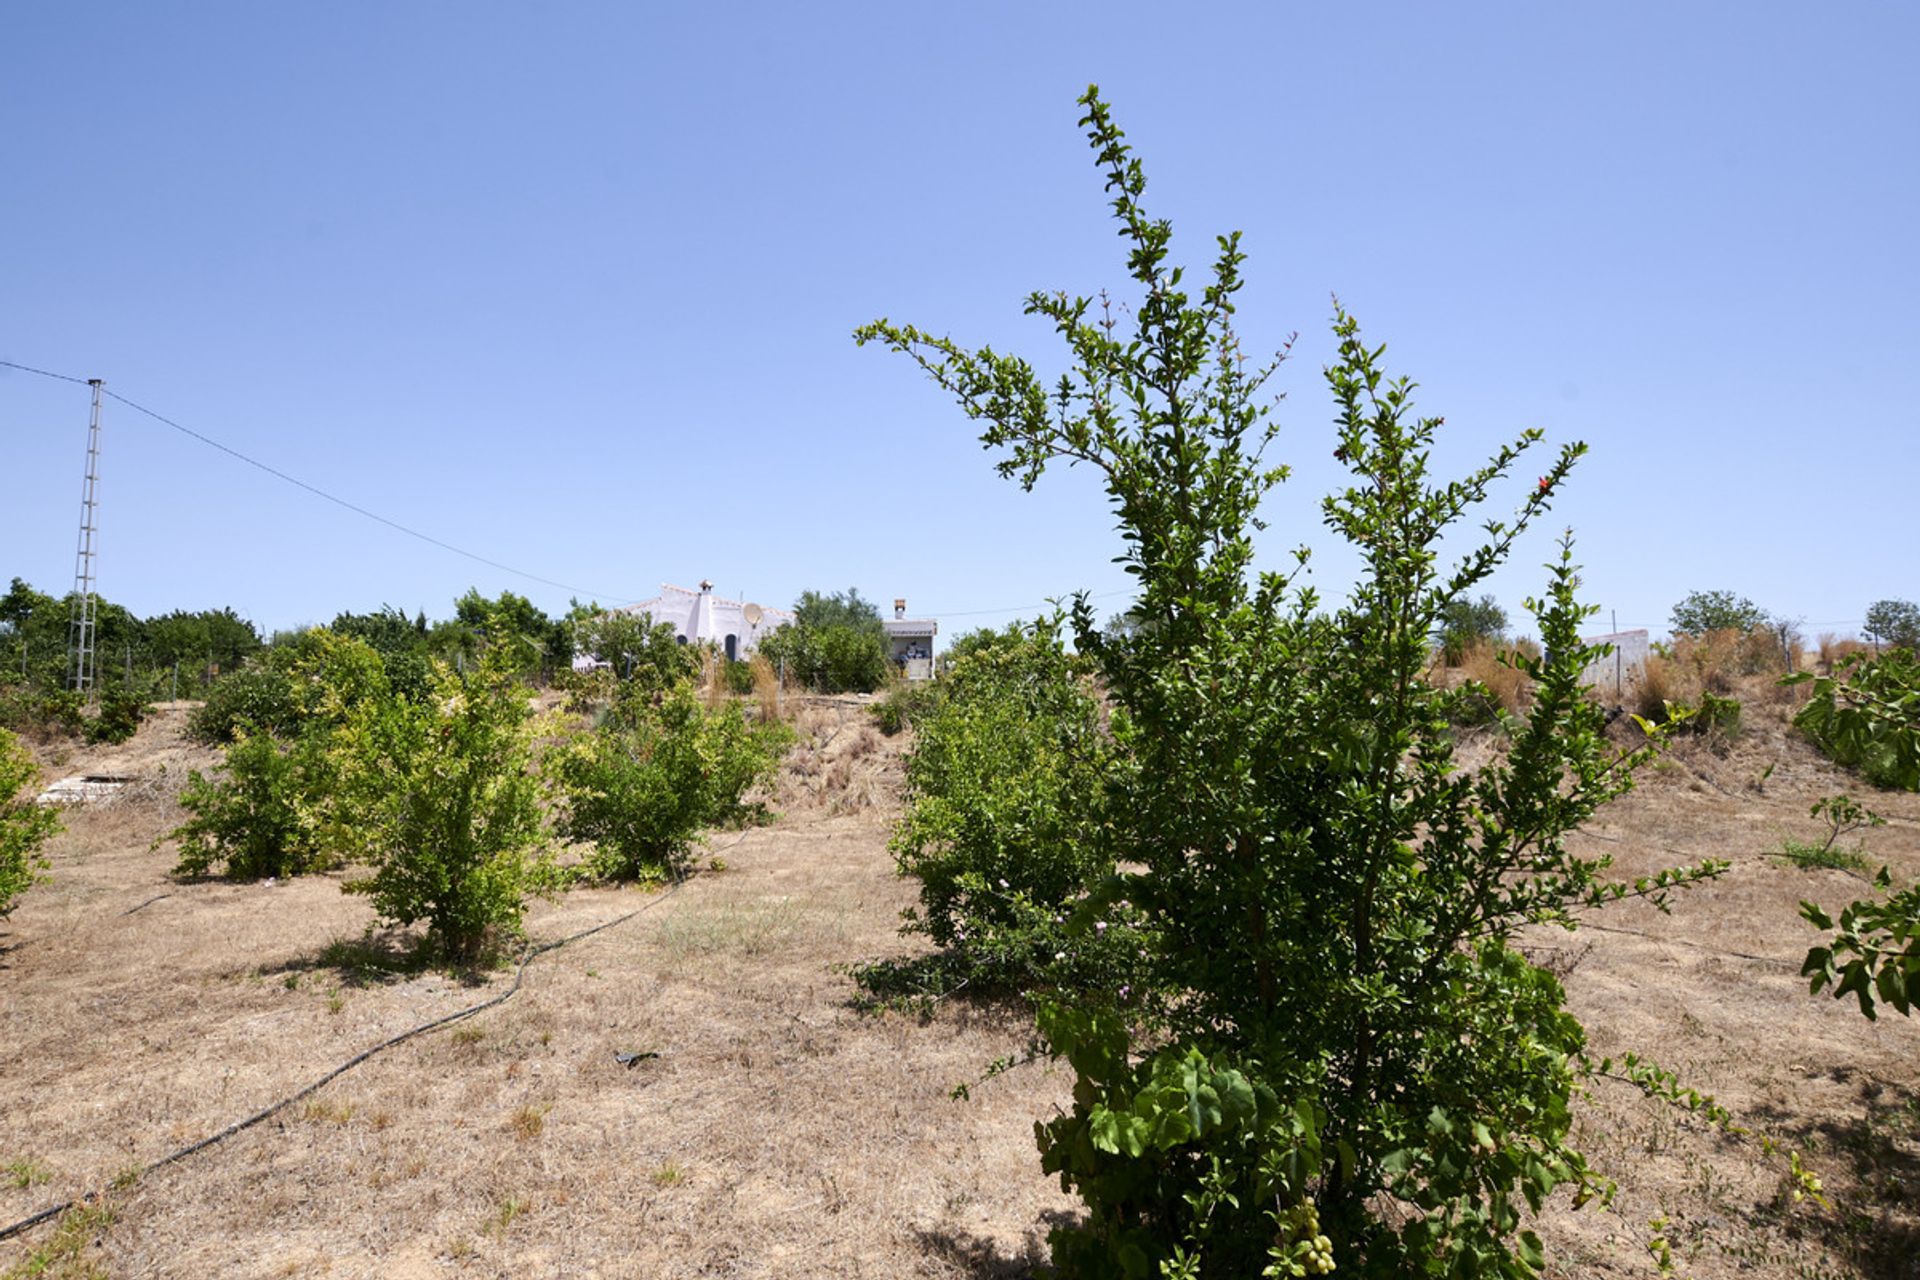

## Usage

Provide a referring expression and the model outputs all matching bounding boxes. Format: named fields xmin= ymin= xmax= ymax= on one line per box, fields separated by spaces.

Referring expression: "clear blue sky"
xmin=5 ymin=3 xmax=1914 ymax=643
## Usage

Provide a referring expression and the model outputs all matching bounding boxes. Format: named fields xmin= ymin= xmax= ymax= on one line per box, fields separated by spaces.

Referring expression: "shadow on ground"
xmin=913 ymin=1215 xmax=1073 ymax=1279
xmin=252 ymin=928 xmax=496 ymax=989
xmin=1752 ymin=1074 xmax=1920 ymax=1280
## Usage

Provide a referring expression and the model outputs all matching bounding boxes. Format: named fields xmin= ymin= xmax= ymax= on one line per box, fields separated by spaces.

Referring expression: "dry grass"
xmin=1454 ymin=640 xmax=1536 ymax=717
xmin=1819 ymin=632 xmax=1874 ymax=671
xmin=2 ymin=696 xmax=1917 ymax=1278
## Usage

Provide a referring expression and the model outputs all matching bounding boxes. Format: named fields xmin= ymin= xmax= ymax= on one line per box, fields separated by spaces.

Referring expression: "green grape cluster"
xmin=1274 ymin=1202 xmax=1336 ymax=1276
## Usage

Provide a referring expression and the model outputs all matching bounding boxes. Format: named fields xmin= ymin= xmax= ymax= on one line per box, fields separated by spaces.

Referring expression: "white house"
xmin=617 ymin=581 xmax=792 ymax=662
xmin=884 ymin=598 xmax=938 ymax=681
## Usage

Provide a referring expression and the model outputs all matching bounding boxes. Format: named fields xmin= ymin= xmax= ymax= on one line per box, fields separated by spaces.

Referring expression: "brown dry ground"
xmin=3 ymin=688 xmax=1917 ymax=1279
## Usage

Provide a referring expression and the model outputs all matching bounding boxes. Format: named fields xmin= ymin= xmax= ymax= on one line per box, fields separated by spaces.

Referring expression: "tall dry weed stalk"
xmin=1451 ymin=640 xmax=1536 ymax=718
xmin=1817 ymin=632 xmax=1870 ymax=672
xmin=697 ymin=648 xmax=729 ymax=713
xmin=749 ymin=654 xmax=782 ymax=723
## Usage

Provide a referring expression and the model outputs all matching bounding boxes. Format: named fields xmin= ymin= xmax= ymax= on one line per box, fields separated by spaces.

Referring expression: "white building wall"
xmin=617 ymin=583 xmax=792 ymax=659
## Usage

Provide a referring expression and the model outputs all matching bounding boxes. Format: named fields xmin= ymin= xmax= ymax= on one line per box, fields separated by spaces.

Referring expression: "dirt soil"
xmin=3 ymin=693 xmax=1917 ymax=1279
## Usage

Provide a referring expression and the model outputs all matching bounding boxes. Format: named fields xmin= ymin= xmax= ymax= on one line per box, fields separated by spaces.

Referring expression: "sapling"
xmin=859 ymin=86 xmax=1743 ymax=1277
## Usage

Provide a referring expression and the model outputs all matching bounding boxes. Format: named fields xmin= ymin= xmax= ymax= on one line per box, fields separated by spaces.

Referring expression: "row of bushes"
xmin=165 ymin=631 xmax=790 ymax=963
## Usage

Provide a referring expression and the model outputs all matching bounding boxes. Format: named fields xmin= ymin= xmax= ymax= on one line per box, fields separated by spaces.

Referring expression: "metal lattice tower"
xmin=67 ymin=379 xmax=103 ymax=696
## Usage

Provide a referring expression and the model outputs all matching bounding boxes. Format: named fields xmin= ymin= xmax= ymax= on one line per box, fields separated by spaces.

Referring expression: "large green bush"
xmin=331 ymin=653 xmax=551 ymax=964
xmin=887 ymin=620 xmax=1139 ymax=993
xmin=1 ymin=727 xmax=61 ymax=917
xmin=568 ymin=609 xmax=698 ymax=690
xmin=1794 ymin=650 xmax=1920 ymax=1021
xmin=758 ymin=588 xmax=890 ymax=693
xmin=858 ymin=87 xmax=1731 ymax=1277
xmin=551 ymin=684 xmax=789 ymax=881
xmin=166 ymin=728 xmax=333 ymax=880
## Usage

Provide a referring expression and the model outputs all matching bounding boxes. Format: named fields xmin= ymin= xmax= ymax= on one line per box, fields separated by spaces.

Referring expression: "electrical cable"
xmin=0 ymin=880 xmax=690 ymax=1244
xmin=933 ymin=587 xmax=1134 ymax=619
xmin=1 ymin=358 xmax=639 ymax=604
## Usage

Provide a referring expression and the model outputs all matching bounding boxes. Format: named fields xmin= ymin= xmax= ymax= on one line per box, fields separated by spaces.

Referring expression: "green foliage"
xmin=1 ymin=727 xmax=61 ymax=917
xmin=453 ymin=588 xmax=572 ymax=675
xmin=187 ymin=663 xmax=303 ymax=742
xmin=141 ymin=606 xmax=263 ymax=672
xmin=1863 ymin=598 xmax=1920 ymax=651
xmin=331 ymin=654 xmax=551 ymax=964
xmin=871 ymin=678 xmax=944 ymax=735
xmin=1795 ymin=654 xmax=1920 ymax=1022
xmin=758 ymin=592 xmax=889 ymax=693
xmin=793 ymin=586 xmax=884 ymax=634
xmin=84 ymin=681 xmax=153 ymax=745
xmin=1669 ymin=589 xmax=1768 ymax=637
xmin=1642 ymin=690 xmax=1740 ymax=739
xmin=569 ymin=609 xmax=698 ymax=690
xmin=1803 ymin=871 xmax=1920 ymax=1020
xmin=330 ymin=606 xmax=433 ymax=699
xmin=166 ymin=727 xmax=334 ymax=879
xmin=0 ymin=684 xmax=86 ymax=741
xmin=1788 ymin=648 xmax=1920 ymax=790
xmin=885 ymin=620 xmax=1140 ymax=994
xmin=551 ymin=685 xmax=790 ymax=881
xmin=858 ymin=86 xmax=1725 ymax=1276
xmin=1437 ymin=592 xmax=1508 ymax=665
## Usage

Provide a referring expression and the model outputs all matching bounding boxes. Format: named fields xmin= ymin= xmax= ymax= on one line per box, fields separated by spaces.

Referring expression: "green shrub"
xmin=1669 ymin=589 xmax=1768 ymax=636
xmin=884 ymin=621 xmax=1139 ymax=994
xmin=758 ymin=588 xmax=891 ymax=693
xmin=1436 ymin=592 xmax=1508 ymax=666
xmin=552 ymin=685 xmax=789 ymax=881
xmin=1 ymin=727 xmax=61 ymax=916
xmin=1795 ymin=657 xmax=1920 ymax=1023
xmin=0 ymin=684 xmax=86 ymax=741
xmin=1863 ymin=599 xmax=1920 ymax=651
xmin=760 ymin=622 xmax=889 ymax=694
xmin=858 ymin=86 xmax=1733 ymax=1277
xmin=166 ymin=728 xmax=333 ymax=879
xmin=331 ymin=655 xmax=551 ymax=964
xmin=569 ymin=610 xmax=697 ymax=690
xmin=188 ymin=663 xmax=303 ymax=743
xmin=871 ymin=679 xmax=944 ymax=735
xmin=84 ymin=680 xmax=152 ymax=745
xmin=1789 ymin=648 xmax=1920 ymax=790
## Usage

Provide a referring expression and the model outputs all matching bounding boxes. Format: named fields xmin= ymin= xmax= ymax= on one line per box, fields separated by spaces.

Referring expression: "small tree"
xmin=551 ymin=684 xmax=788 ymax=881
xmin=167 ymin=727 xmax=333 ymax=880
xmin=331 ymin=653 xmax=550 ymax=964
xmin=1436 ymin=592 xmax=1508 ymax=666
xmin=859 ymin=86 xmax=1729 ymax=1277
xmin=758 ymin=588 xmax=890 ymax=693
xmin=1 ymin=727 xmax=61 ymax=916
xmin=570 ymin=608 xmax=698 ymax=690
xmin=889 ymin=618 xmax=1137 ymax=992
xmin=451 ymin=588 xmax=572 ymax=676
xmin=1863 ymin=598 xmax=1920 ymax=652
xmin=1668 ymin=589 xmax=1767 ymax=637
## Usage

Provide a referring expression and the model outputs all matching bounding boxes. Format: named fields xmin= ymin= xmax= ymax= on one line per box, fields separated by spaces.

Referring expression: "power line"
xmin=933 ymin=587 xmax=1135 ymax=619
xmin=3 ymin=358 xmax=638 ymax=602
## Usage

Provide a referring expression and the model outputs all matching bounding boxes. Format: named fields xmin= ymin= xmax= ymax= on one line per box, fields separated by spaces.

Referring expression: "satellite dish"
xmin=742 ymin=602 xmax=764 ymax=625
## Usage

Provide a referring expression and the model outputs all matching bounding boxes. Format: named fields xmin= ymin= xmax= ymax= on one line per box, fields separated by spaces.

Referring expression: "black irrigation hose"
xmin=0 ymin=880 xmax=690 ymax=1244
xmin=1579 ymin=919 xmax=1795 ymax=967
